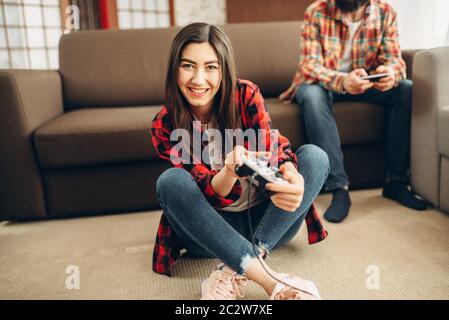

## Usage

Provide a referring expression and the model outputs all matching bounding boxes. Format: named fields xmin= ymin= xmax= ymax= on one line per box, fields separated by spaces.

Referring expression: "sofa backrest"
xmin=224 ymin=21 xmax=302 ymax=98
xmin=59 ymin=27 xmax=179 ymax=110
xmin=59 ymin=21 xmax=302 ymax=110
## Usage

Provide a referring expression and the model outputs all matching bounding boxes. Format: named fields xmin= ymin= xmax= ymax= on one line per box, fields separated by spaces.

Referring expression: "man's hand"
xmin=342 ymin=68 xmax=374 ymax=95
xmin=279 ymin=84 xmax=296 ymax=103
xmin=372 ymin=65 xmax=396 ymax=92
xmin=265 ymin=162 xmax=304 ymax=212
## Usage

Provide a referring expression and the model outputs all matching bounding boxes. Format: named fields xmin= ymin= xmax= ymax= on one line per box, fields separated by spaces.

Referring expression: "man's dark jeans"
xmin=295 ymin=80 xmax=413 ymax=191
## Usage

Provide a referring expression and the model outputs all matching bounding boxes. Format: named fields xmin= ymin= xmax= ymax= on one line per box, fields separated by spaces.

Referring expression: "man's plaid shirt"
xmin=151 ymin=80 xmax=328 ymax=276
xmin=285 ymin=0 xmax=406 ymax=99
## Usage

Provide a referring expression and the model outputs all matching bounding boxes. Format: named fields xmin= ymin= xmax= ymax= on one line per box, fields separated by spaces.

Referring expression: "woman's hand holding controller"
xmin=265 ymin=163 xmax=304 ymax=212
xmin=222 ymin=146 xmax=271 ymax=178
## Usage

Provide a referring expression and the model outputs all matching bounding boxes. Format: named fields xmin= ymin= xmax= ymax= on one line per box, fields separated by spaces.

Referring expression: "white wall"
xmin=174 ymin=0 xmax=227 ymax=26
xmin=388 ymin=0 xmax=449 ymax=49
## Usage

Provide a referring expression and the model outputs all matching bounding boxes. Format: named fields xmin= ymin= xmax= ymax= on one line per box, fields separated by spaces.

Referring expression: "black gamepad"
xmin=235 ymin=154 xmax=288 ymax=190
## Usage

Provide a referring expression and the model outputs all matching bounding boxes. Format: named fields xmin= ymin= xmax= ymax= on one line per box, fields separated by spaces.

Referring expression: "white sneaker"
xmin=269 ymin=274 xmax=321 ymax=300
xmin=200 ymin=266 xmax=248 ymax=300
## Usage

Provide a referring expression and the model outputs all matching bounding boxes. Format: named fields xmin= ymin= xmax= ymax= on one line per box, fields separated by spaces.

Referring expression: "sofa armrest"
xmin=438 ymin=106 xmax=449 ymax=158
xmin=402 ymin=49 xmax=422 ymax=80
xmin=0 ymin=70 xmax=64 ymax=220
xmin=411 ymin=47 xmax=449 ymax=206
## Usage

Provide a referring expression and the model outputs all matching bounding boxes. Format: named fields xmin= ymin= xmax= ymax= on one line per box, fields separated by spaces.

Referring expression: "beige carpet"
xmin=1 ymin=189 xmax=448 ymax=300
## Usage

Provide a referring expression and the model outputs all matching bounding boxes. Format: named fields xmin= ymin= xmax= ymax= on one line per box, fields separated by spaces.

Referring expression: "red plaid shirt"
xmin=284 ymin=0 xmax=406 ymax=100
xmin=151 ymin=79 xmax=328 ymax=276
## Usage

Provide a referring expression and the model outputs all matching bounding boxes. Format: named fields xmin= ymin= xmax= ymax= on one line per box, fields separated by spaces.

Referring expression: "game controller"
xmin=235 ymin=153 xmax=288 ymax=189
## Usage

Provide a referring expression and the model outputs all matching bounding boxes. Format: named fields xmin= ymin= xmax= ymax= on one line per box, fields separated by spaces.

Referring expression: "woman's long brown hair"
xmin=164 ymin=23 xmax=241 ymax=157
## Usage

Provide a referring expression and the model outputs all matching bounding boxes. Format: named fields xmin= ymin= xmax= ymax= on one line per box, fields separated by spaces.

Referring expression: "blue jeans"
xmin=295 ymin=80 xmax=413 ymax=190
xmin=156 ymin=144 xmax=329 ymax=275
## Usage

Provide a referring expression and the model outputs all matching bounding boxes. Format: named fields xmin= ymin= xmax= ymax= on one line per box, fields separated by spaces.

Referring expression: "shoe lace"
xmin=211 ymin=270 xmax=248 ymax=299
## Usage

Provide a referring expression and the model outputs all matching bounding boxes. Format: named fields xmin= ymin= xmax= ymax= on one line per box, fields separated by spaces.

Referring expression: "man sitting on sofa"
xmin=280 ymin=0 xmax=427 ymax=223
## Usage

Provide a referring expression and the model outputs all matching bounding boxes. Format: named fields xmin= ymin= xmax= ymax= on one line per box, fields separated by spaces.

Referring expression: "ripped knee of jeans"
xmin=239 ymin=242 xmax=270 ymax=275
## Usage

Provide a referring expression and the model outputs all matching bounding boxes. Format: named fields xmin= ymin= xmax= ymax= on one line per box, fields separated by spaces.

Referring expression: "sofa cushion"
xmin=223 ymin=21 xmax=302 ymax=99
xmin=59 ymin=28 xmax=179 ymax=110
xmin=438 ymin=106 xmax=449 ymax=158
xmin=34 ymin=100 xmax=384 ymax=169
xmin=34 ymin=106 xmax=161 ymax=169
xmin=266 ymin=99 xmax=384 ymax=147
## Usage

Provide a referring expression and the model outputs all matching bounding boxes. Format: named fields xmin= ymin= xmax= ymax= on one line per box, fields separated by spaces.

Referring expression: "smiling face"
xmin=177 ymin=42 xmax=222 ymax=119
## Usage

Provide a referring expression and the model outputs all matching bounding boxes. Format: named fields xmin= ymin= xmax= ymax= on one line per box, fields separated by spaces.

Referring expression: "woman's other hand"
xmin=265 ymin=162 xmax=304 ymax=212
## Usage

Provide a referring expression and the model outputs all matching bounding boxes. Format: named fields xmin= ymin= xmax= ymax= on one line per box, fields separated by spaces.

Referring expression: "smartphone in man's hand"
xmin=360 ymin=73 xmax=390 ymax=82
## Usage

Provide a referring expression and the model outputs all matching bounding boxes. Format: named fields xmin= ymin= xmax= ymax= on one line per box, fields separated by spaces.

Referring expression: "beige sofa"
xmin=0 ymin=21 xmax=420 ymax=220
xmin=411 ymin=47 xmax=449 ymax=213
